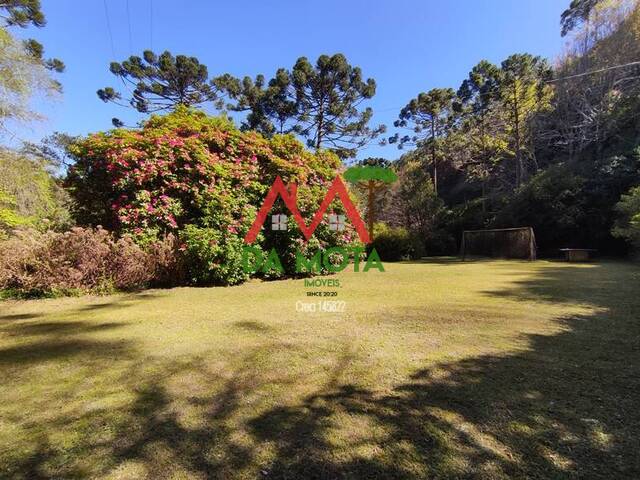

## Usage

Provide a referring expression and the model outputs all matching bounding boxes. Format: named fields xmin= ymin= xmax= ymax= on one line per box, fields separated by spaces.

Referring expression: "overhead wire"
xmin=126 ymin=0 xmax=133 ymax=53
xmin=102 ymin=0 xmax=116 ymax=58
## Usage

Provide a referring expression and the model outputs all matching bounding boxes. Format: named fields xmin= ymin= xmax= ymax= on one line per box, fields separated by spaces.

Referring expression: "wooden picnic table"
xmin=559 ymin=248 xmax=597 ymax=262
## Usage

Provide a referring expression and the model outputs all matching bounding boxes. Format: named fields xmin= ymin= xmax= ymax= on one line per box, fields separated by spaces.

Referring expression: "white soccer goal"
xmin=460 ymin=227 xmax=537 ymax=261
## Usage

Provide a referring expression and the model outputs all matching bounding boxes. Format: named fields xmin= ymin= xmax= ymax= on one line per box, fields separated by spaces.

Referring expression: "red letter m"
xmin=244 ymin=176 xmax=370 ymax=244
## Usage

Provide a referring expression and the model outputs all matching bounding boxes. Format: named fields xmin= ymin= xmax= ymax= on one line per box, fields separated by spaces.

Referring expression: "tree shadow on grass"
xmin=0 ymin=312 xmax=44 ymax=322
xmin=3 ymin=264 xmax=639 ymax=479
xmin=1 ymin=320 xmax=123 ymax=337
xmin=398 ymin=256 xmax=511 ymax=265
xmin=102 ymin=343 xmax=306 ymax=479
xmin=232 ymin=320 xmax=275 ymax=333
xmin=0 ymin=291 xmax=165 ymax=322
xmin=0 ymin=323 xmax=140 ymax=478
xmin=248 ymin=262 xmax=640 ymax=479
xmin=0 ymin=294 xmax=157 ymax=368
xmin=0 ymin=338 xmax=133 ymax=367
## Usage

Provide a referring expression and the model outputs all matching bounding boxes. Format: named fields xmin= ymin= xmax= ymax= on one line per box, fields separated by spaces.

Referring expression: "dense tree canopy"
xmin=499 ymin=54 xmax=553 ymax=187
xmin=389 ymin=87 xmax=458 ymax=195
xmin=613 ymin=186 xmax=640 ymax=250
xmin=0 ymin=0 xmax=63 ymax=134
xmin=0 ymin=0 xmax=63 ymax=73
xmin=0 ymin=148 xmax=70 ymax=235
xmin=216 ymin=54 xmax=385 ymax=159
xmin=66 ymin=107 xmax=357 ymax=282
xmin=99 ymin=52 xmax=384 ymax=159
xmin=382 ymin=1 xmax=640 ymax=256
xmin=561 ymin=0 xmax=603 ymax=36
xmin=4 ymin=0 xmax=640 ymax=264
xmin=213 ymin=70 xmax=297 ymax=136
xmin=98 ymin=50 xmax=223 ymax=126
xmin=0 ymin=28 xmax=60 ymax=133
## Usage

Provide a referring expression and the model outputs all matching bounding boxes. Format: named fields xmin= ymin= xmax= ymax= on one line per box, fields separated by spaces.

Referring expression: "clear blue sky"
xmin=16 ymin=0 xmax=568 ymax=160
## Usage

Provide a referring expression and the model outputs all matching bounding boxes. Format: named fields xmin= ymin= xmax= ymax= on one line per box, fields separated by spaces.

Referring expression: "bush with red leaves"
xmin=0 ymin=227 xmax=180 ymax=297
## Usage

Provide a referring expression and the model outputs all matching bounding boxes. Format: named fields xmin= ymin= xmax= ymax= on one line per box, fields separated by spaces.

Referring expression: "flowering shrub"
xmin=67 ymin=107 xmax=341 ymax=235
xmin=66 ymin=107 xmax=358 ymax=284
xmin=0 ymin=227 xmax=179 ymax=297
xmin=180 ymin=225 xmax=249 ymax=286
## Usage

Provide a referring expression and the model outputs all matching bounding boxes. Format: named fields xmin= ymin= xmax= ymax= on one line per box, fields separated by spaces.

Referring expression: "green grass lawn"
xmin=0 ymin=259 xmax=639 ymax=479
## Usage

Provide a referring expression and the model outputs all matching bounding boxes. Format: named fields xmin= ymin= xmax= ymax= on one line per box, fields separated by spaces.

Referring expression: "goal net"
xmin=460 ymin=227 xmax=537 ymax=260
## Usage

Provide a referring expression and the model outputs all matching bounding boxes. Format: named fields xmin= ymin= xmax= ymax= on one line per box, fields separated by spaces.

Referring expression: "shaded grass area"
xmin=0 ymin=260 xmax=638 ymax=479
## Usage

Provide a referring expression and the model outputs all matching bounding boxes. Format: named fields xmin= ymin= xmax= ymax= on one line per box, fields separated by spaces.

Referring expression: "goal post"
xmin=460 ymin=227 xmax=537 ymax=261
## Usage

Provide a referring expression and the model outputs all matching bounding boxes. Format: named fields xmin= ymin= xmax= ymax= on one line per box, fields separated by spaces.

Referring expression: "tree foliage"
xmin=217 ymin=53 xmax=385 ymax=159
xmin=0 ymin=28 xmax=61 ymax=133
xmin=66 ymin=107 xmax=356 ymax=283
xmin=561 ymin=0 xmax=603 ymax=36
xmin=98 ymin=50 xmax=223 ymax=126
xmin=0 ymin=148 xmax=71 ymax=235
xmin=214 ymin=70 xmax=297 ymax=136
xmin=389 ymin=88 xmax=458 ymax=194
xmin=455 ymin=61 xmax=509 ymax=207
xmin=0 ymin=0 xmax=64 ymax=73
xmin=20 ymin=131 xmax=78 ymax=171
xmin=381 ymin=1 xmax=640 ymax=255
xmin=0 ymin=0 xmax=44 ymax=27
xmin=0 ymin=1 xmax=63 ymax=134
xmin=499 ymin=54 xmax=553 ymax=187
xmin=98 ymin=52 xmax=384 ymax=159
xmin=381 ymin=158 xmax=452 ymax=253
xmin=612 ymin=186 xmax=640 ymax=250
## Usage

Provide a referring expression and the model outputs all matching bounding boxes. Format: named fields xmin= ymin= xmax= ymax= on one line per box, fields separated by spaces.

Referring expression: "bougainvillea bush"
xmin=66 ymin=107 xmax=357 ymax=285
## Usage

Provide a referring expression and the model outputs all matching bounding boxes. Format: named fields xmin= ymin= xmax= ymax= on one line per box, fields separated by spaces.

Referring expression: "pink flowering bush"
xmin=65 ymin=107 xmax=357 ymax=285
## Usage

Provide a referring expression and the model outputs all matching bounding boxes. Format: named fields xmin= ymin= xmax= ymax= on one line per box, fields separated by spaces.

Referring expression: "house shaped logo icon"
xmin=244 ymin=175 xmax=371 ymax=244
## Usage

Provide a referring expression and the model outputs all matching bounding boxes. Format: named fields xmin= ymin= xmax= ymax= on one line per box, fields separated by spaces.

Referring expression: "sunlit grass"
xmin=1 ymin=259 xmax=638 ymax=479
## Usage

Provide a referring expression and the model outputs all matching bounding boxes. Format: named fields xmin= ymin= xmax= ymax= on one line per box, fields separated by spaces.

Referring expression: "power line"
xmin=149 ymin=0 xmax=153 ymax=50
xmin=374 ymin=60 xmax=640 ymax=117
xmin=102 ymin=0 xmax=116 ymax=58
xmin=546 ymin=60 xmax=640 ymax=83
xmin=126 ymin=0 xmax=133 ymax=53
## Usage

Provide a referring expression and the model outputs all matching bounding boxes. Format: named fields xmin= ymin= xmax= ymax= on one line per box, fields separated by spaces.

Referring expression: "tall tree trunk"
xmin=481 ymin=180 xmax=487 ymax=214
xmin=430 ymin=120 xmax=438 ymax=195
xmin=368 ymin=180 xmax=375 ymax=241
xmin=316 ymin=96 xmax=324 ymax=150
xmin=512 ymin=81 xmax=522 ymax=188
xmin=481 ymin=118 xmax=487 ymax=214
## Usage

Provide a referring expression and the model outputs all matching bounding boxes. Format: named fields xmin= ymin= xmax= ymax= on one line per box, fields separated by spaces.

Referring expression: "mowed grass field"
xmin=0 ymin=259 xmax=638 ymax=479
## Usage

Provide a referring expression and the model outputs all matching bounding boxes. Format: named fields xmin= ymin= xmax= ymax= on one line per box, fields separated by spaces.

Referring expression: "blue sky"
xmin=15 ymin=0 xmax=568 ymax=160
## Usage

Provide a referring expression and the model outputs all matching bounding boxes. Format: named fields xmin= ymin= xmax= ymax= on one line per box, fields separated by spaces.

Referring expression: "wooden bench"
xmin=559 ymin=248 xmax=597 ymax=262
